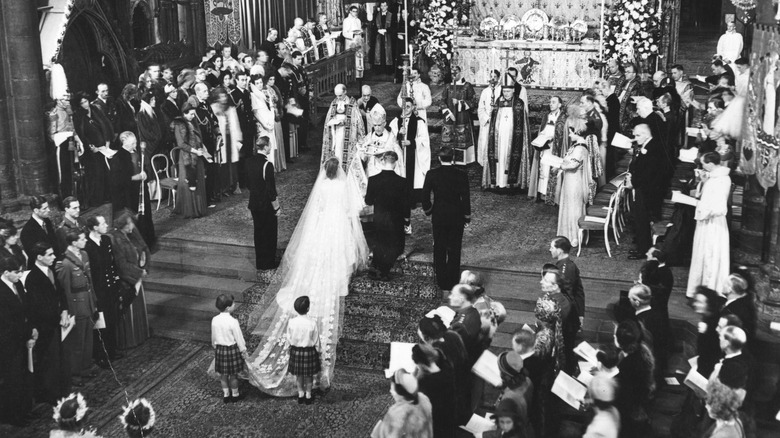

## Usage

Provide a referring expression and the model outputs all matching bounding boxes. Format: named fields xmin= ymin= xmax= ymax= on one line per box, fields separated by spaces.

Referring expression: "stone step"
xmin=145 ymin=290 xmax=226 ymax=322
xmin=144 ymin=271 xmax=252 ymax=300
xmin=157 ymin=236 xmax=259 ymax=259
xmin=153 ymin=248 xmax=257 ymax=281
xmin=148 ymin=313 xmax=211 ymax=344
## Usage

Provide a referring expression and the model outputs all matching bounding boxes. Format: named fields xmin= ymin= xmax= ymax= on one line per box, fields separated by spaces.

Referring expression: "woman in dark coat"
xmin=693 ymin=286 xmax=726 ymax=377
xmin=72 ymin=92 xmax=114 ymax=207
xmin=115 ymin=83 xmax=139 ymax=139
xmin=110 ymin=211 xmax=151 ymax=349
xmin=136 ymin=89 xmax=164 ymax=158
xmin=172 ymin=102 xmax=208 ymax=218
xmin=418 ymin=315 xmax=471 ymax=429
xmin=614 ymin=320 xmax=655 ymax=438
xmin=412 ymin=343 xmax=457 ymax=438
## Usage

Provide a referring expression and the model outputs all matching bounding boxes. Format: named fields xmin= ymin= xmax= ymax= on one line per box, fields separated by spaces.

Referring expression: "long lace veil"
xmin=240 ymin=163 xmax=368 ymax=396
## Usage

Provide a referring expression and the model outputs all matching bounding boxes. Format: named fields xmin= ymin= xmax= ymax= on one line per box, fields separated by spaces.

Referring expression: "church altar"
xmin=456 ymin=38 xmax=600 ymax=90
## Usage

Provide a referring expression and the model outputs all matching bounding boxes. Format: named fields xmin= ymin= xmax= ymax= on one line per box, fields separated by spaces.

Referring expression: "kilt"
xmin=288 ymin=346 xmax=321 ymax=376
xmin=215 ymin=344 xmax=244 ymax=375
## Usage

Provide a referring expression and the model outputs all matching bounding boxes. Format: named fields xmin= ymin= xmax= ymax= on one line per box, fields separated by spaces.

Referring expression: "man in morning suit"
xmin=247 ymin=136 xmax=279 ymax=276
xmin=629 ymin=283 xmax=670 ymax=381
xmin=365 ymin=151 xmax=407 ymax=281
xmin=25 ymin=242 xmax=71 ymax=404
xmin=0 ymin=256 xmax=36 ymax=426
xmin=627 ymin=123 xmax=667 ymax=259
xmin=21 ymin=195 xmax=58 ymax=267
xmin=550 ymin=236 xmax=585 ymax=327
xmin=422 ymin=146 xmax=471 ymax=291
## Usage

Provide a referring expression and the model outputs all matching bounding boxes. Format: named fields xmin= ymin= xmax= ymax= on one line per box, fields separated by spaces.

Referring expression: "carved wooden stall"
xmin=305 ymin=48 xmax=357 ymax=123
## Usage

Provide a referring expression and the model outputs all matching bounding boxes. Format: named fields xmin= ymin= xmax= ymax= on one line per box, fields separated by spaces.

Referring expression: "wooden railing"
xmin=304 ymin=48 xmax=356 ymax=122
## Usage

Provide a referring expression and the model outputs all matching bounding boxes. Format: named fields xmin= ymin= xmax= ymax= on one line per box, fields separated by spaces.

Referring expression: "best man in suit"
xmin=626 ymin=123 xmax=667 ymax=259
xmin=422 ymin=147 xmax=471 ymax=291
xmin=25 ymin=242 xmax=71 ymax=404
xmin=0 ymin=256 xmax=36 ymax=426
xmin=365 ymin=151 xmax=407 ymax=280
xmin=246 ymin=136 xmax=280 ymax=276
xmin=21 ymin=195 xmax=58 ymax=268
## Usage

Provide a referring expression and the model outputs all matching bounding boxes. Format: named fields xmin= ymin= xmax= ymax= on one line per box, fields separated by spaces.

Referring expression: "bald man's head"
xmin=334 ymin=84 xmax=346 ymax=96
xmin=361 ymin=85 xmax=372 ymax=95
xmin=653 ymin=71 xmax=667 ymax=87
xmin=294 ymin=17 xmax=304 ymax=27
xmin=632 ymin=123 xmax=652 ymax=145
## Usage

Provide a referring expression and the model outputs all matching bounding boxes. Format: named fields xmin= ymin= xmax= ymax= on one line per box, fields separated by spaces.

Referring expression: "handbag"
xmin=117 ymin=280 xmax=137 ymax=312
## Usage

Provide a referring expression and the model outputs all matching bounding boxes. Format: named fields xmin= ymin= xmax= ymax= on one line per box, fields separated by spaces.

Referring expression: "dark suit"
xmin=92 ymin=97 xmax=116 ymax=122
xmin=629 ymin=138 xmax=667 ymax=252
xmin=721 ymin=296 xmax=757 ymax=347
xmin=422 ymin=165 xmax=471 ymax=290
xmin=21 ymin=217 xmax=58 ymax=268
xmin=57 ymin=249 xmax=97 ymax=378
xmin=365 ymin=169 xmax=407 ymax=276
xmin=109 ymin=148 xmax=156 ymax=248
xmin=605 ymin=93 xmax=621 ymax=179
xmin=0 ymin=280 xmax=34 ymax=425
xmin=25 ymin=265 xmax=71 ymax=403
xmin=85 ymin=235 xmax=120 ymax=361
xmin=635 ymin=307 xmax=670 ymax=379
xmin=555 ymin=258 xmax=585 ymax=319
xmin=246 ymin=153 xmax=278 ymax=269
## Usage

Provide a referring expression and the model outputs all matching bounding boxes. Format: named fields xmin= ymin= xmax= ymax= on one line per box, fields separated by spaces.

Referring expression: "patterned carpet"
xmin=1 ymin=337 xmax=394 ymax=438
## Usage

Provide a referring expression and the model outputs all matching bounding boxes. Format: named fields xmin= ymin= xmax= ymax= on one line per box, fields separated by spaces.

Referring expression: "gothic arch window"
xmin=132 ymin=1 xmax=154 ymax=49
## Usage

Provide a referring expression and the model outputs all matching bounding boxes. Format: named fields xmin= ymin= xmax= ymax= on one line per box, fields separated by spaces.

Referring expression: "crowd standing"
xmin=1 ymin=5 xmax=761 ymax=437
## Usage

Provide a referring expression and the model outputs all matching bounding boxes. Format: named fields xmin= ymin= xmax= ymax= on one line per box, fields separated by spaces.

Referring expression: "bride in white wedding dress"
xmin=241 ymin=157 xmax=369 ymax=396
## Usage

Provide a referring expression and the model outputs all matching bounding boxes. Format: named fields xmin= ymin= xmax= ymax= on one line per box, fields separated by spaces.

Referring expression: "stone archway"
xmin=59 ymin=7 xmax=132 ymax=96
xmin=132 ymin=1 xmax=155 ymax=49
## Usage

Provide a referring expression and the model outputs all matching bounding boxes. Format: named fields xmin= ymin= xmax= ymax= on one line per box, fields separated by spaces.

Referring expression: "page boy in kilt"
xmin=287 ymin=296 xmax=321 ymax=405
xmin=211 ymin=294 xmax=248 ymax=403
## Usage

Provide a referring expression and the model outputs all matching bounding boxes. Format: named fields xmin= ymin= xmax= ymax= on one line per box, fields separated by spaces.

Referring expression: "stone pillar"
xmin=0 ymin=0 xmax=50 ymax=209
xmin=159 ymin=0 xmax=179 ymax=43
xmin=739 ymin=175 xmax=769 ymax=255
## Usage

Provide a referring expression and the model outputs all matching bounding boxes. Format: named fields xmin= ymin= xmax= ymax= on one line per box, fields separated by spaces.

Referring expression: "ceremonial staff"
xmin=138 ymin=143 xmax=146 ymax=216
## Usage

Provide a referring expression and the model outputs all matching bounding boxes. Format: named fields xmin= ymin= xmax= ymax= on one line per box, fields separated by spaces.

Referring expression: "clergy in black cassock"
xmin=25 ymin=242 xmax=71 ymax=404
xmin=0 ymin=256 xmax=35 ymax=426
xmin=111 ymin=132 xmax=156 ymax=249
xmin=365 ymin=151 xmax=407 ymax=280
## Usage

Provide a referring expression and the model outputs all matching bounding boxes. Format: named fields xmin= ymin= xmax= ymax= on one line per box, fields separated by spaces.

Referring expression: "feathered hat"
xmin=119 ymin=398 xmax=156 ymax=436
xmin=369 ymin=104 xmax=386 ymax=126
xmin=53 ymin=393 xmax=88 ymax=425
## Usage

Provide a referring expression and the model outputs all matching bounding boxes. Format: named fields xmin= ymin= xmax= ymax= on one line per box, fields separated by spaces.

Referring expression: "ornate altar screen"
xmin=458 ymin=0 xmax=612 ymax=89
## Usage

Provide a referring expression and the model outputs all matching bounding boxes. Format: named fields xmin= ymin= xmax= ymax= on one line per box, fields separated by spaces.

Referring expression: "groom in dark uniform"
xmin=247 ymin=136 xmax=280 ymax=280
xmin=422 ymin=147 xmax=471 ymax=291
xmin=365 ymin=151 xmax=407 ymax=281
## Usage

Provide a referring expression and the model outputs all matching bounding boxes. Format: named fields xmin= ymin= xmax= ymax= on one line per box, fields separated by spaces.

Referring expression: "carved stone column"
xmin=0 ymin=0 xmax=50 ymax=209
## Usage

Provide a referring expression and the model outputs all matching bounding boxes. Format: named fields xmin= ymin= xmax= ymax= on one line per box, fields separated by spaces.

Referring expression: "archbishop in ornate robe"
xmin=440 ymin=66 xmax=476 ymax=164
xmin=528 ymin=99 xmax=567 ymax=204
xmin=482 ymin=87 xmax=531 ymax=191
xmin=322 ymin=85 xmax=365 ymax=172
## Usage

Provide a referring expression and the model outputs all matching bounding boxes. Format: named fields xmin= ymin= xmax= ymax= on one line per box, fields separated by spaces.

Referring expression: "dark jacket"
xmin=722 ymin=296 xmax=757 ymax=345
xmin=92 ymin=97 xmax=116 ymax=122
xmin=110 ymin=148 xmax=142 ymax=213
xmin=25 ymin=265 xmax=66 ymax=332
xmin=0 ymin=280 xmax=33 ymax=364
xmin=246 ymin=153 xmax=277 ymax=212
xmin=84 ymin=235 xmax=120 ymax=312
xmin=21 ymin=217 xmax=58 ymax=267
xmin=422 ymin=165 xmax=471 ymax=223
xmin=56 ymin=249 xmax=97 ymax=318
xmin=555 ymin=258 xmax=585 ymax=318
xmin=365 ymin=169 xmax=407 ymax=233
xmin=629 ymin=138 xmax=667 ymax=197
xmin=452 ymin=306 xmax=482 ymax=365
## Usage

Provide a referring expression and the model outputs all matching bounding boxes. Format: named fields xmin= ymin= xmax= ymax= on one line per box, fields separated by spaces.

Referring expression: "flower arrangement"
xmin=415 ymin=0 xmax=459 ymax=70
xmin=51 ymin=0 xmax=76 ymax=64
xmin=603 ymin=0 xmax=661 ymax=63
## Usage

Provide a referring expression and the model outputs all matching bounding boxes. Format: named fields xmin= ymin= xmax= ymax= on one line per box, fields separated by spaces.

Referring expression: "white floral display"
xmin=603 ymin=0 xmax=661 ymax=63
xmin=415 ymin=0 xmax=470 ymax=70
